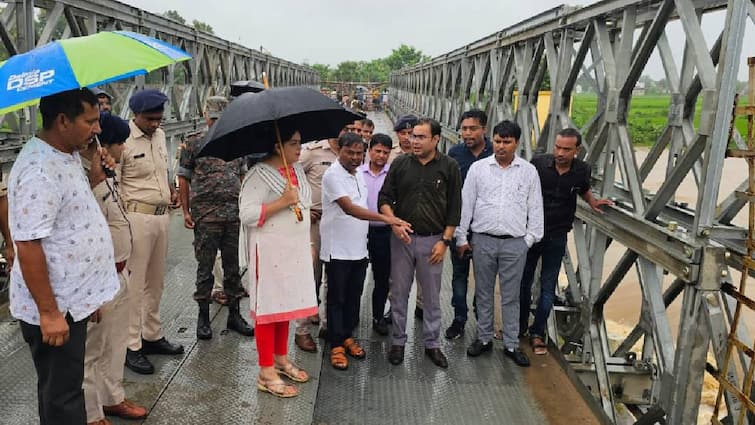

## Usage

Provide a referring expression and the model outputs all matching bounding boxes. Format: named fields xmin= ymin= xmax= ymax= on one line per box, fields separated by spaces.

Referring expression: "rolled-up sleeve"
xmin=445 ymin=160 xmax=462 ymax=227
xmin=378 ymin=164 xmax=397 ymax=211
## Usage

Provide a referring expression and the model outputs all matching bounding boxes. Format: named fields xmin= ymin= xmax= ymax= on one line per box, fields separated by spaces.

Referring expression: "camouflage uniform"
xmin=177 ymin=130 xmax=246 ymax=301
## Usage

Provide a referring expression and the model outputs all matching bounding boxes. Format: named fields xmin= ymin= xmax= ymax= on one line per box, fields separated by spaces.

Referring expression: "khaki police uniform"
xmin=388 ymin=145 xmax=407 ymax=164
xmin=82 ymin=160 xmax=133 ymax=421
xmin=299 ymin=139 xmax=338 ymax=331
xmin=119 ymin=120 xmax=171 ymax=351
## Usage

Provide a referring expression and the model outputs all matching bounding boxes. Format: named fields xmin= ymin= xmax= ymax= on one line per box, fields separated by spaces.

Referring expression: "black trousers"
xmin=20 ymin=313 xmax=88 ymax=425
xmin=325 ymin=258 xmax=368 ymax=347
xmin=367 ymin=226 xmax=391 ymax=320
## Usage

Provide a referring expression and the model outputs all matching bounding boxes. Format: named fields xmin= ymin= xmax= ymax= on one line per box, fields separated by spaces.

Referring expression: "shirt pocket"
xmin=421 ymin=173 xmax=447 ymax=196
xmin=129 ymin=152 xmax=155 ymax=178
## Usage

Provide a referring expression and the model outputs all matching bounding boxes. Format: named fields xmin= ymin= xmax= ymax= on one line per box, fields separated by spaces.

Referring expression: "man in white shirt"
xmin=8 ymin=88 xmax=119 ymax=424
xmin=455 ymin=120 xmax=543 ymax=367
xmin=320 ymin=132 xmax=408 ymax=370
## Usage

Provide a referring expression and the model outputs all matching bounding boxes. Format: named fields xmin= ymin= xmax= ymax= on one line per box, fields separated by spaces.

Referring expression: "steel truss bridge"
xmin=2 ymin=0 xmax=755 ymax=423
xmin=0 ymin=0 xmax=319 ymax=166
xmin=389 ymin=0 xmax=755 ymax=423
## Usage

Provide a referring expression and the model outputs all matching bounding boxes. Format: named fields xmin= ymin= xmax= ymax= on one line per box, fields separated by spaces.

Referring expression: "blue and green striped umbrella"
xmin=0 ymin=30 xmax=191 ymax=115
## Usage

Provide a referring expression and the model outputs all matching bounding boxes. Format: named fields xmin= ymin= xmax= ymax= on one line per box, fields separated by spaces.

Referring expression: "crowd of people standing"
xmin=2 ymin=85 xmax=612 ymax=423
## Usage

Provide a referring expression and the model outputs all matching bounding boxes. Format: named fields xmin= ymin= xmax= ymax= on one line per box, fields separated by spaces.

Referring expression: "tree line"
xmin=310 ymin=45 xmax=430 ymax=83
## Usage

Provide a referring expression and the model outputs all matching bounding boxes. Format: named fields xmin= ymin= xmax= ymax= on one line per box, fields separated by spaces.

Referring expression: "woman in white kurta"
xmin=238 ymin=130 xmax=318 ymax=398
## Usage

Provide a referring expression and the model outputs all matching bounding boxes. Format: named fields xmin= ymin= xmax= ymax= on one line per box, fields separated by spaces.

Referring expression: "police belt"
xmin=125 ymin=200 xmax=169 ymax=215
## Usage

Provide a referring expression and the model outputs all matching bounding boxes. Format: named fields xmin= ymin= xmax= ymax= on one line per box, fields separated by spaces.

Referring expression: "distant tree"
xmin=35 ymin=8 xmax=66 ymax=43
xmin=332 ymin=61 xmax=362 ymax=82
xmin=384 ymin=44 xmax=430 ymax=70
xmin=311 ymin=63 xmax=332 ymax=81
xmin=163 ymin=10 xmax=186 ymax=25
xmin=162 ymin=10 xmax=213 ymax=34
xmin=192 ymin=20 xmax=214 ymax=34
xmin=362 ymin=59 xmax=390 ymax=82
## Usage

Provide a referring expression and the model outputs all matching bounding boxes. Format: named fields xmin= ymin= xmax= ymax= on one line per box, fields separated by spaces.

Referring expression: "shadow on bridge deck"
xmin=0 ymin=112 xmax=600 ymax=425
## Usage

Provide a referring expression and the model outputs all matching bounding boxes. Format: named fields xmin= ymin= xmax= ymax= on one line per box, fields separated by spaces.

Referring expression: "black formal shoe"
xmin=388 ymin=345 xmax=405 ymax=365
xmin=414 ymin=306 xmax=424 ymax=320
xmin=424 ymin=348 xmax=448 ymax=369
xmin=141 ymin=337 xmax=184 ymax=355
xmin=372 ymin=318 xmax=389 ymax=336
xmin=504 ymin=348 xmax=530 ymax=367
xmin=467 ymin=339 xmax=493 ymax=357
xmin=444 ymin=320 xmax=465 ymax=340
xmin=125 ymin=349 xmax=154 ymax=375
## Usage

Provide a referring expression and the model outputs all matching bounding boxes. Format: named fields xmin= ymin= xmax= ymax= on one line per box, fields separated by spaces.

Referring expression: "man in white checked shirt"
xmin=455 ymin=120 xmax=543 ymax=368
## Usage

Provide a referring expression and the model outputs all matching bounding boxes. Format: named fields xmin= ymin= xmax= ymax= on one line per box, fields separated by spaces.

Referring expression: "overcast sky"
xmin=120 ymin=0 xmax=752 ymax=80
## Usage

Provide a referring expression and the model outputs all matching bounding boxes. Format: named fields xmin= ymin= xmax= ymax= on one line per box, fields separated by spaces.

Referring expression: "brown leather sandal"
xmin=330 ymin=347 xmax=348 ymax=370
xmin=257 ymin=375 xmax=298 ymax=398
xmin=275 ymin=361 xmax=309 ymax=383
xmin=343 ymin=337 xmax=366 ymax=359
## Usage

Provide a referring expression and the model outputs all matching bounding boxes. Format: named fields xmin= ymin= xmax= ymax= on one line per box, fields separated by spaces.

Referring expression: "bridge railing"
xmin=0 ymin=0 xmax=319 ymax=154
xmin=389 ymin=1 xmax=755 ymax=423
xmin=0 ymin=0 xmax=318 ymax=301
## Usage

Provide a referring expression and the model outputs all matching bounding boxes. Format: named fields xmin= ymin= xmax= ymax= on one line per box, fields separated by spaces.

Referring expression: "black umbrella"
xmin=229 ymin=80 xmax=266 ymax=97
xmin=198 ymin=86 xmax=364 ymax=161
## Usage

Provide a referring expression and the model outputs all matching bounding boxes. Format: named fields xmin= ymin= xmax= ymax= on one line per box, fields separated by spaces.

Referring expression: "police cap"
xmin=393 ymin=114 xmax=418 ymax=132
xmin=128 ymin=89 xmax=168 ymax=114
xmin=98 ymin=112 xmax=130 ymax=145
xmin=91 ymin=87 xmax=112 ymax=100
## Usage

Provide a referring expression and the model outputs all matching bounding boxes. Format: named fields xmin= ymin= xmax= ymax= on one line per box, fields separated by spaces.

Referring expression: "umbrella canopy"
xmin=0 ymin=31 xmax=190 ymax=115
xmin=198 ymin=87 xmax=364 ymax=161
xmin=230 ymin=80 xmax=266 ymax=97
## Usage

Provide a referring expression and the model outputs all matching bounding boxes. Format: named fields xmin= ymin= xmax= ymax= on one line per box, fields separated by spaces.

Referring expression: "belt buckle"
xmin=155 ymin=205 xmax=167 ymax=215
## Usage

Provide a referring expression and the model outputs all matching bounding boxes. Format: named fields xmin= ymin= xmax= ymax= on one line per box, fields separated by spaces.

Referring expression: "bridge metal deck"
xmin=0 ymin=113 xmax=599 ymax=425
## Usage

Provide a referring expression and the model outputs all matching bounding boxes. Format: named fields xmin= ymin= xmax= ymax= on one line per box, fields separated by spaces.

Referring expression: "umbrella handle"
xmin=274 ymin=120 xmax=303 ymax=222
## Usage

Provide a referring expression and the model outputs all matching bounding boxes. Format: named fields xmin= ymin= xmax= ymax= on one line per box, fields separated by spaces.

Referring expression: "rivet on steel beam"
xmin=700 ymin=228 xmax=711 ymax=237
xmin=682 ymin=266 xmax=690 ymax=277
xmin=684 ymin=247 xmax=694 ymax=258
xmin=721 ymin=269 xmax=728 ymax=277
xmin=667 ymin=221 xmax=678 ymax=232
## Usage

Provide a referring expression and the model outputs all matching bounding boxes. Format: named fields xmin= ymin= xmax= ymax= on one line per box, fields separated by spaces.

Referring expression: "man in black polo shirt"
xmin=445 ymin=109 xmax=494 ymax=340
xmin=520 ymin=128 xmax=612 ymax=355
xmin=379 ymin=118 xmax=462 ymax=368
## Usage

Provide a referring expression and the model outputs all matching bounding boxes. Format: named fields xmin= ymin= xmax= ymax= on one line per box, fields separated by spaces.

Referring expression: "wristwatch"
xmin=441 ymin=237 xmax=452 ymax=246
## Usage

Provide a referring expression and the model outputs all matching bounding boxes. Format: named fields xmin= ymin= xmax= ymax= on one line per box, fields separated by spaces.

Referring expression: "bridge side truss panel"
xmin=390 ymin=0 xmax=754 ymax=423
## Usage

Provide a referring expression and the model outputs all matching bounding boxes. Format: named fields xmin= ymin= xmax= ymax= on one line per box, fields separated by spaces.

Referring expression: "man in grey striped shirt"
xmin=455 ymin=120 xmax=543 ymax=367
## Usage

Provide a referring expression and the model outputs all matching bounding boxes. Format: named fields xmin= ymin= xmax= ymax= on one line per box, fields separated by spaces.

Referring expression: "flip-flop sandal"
xmin=530 ymin=336 xmax=548 ymax=355
xmin=275 ymin=362 xmax=309 ymax=383
xmin=330 ymin=347 xmax=348 ymax=370
xmin=343 ymin=338 xmax=366 ymax=359
xmin=257 ymin=376 xmax=298 ymax=398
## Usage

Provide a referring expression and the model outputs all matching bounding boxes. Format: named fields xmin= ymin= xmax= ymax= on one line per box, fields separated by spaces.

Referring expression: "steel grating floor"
xmin=0 ymin=112 xmax=598 ymax=425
